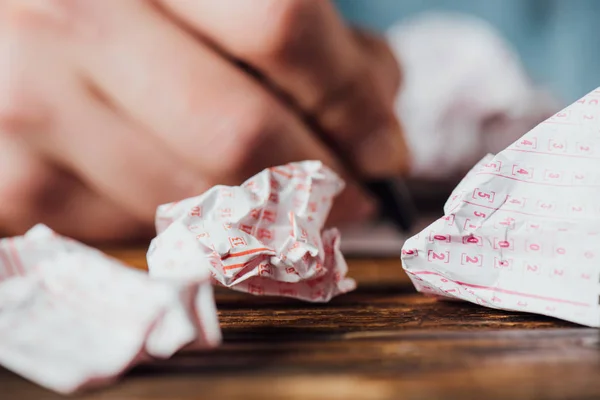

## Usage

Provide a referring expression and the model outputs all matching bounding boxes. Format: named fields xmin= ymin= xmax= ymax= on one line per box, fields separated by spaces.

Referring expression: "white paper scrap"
xmin=0 ymin=225 xmax=221 ymax=394
xmin=147 ymin=161 xmax=355 ymax=302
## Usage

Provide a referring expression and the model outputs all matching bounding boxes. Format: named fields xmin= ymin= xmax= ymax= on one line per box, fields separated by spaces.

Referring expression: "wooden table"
xmin=2 ymin=247 xmax=600 ymax=400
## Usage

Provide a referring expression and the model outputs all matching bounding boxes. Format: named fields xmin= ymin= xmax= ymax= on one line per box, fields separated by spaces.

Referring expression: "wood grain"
xmin=2 ymin=246 xmax=599 ymax=400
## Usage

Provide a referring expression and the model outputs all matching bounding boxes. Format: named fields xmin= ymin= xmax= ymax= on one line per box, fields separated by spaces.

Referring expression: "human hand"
xmin=0 ymin=0 xmax=408 ymax=242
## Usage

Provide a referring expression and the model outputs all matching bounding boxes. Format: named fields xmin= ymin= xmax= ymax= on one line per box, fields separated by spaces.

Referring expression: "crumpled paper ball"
xmin=147 ymin=161 xmax=356 ymax=302
xmin=0 ymin=225 xmax=220 ymax=394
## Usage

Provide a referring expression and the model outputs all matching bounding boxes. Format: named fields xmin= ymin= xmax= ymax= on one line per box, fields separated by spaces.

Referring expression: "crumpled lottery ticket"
xmin=0 ymin=225 xmax=220 ymax=394
xmin=147 ymin=161 xmax=355 ymax=302
xmin=402 ymin=88 xmax=600 ymax=327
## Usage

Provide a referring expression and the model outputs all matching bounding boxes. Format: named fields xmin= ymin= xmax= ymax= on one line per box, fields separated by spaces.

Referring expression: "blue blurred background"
xmin=335 ymin=0 xmax=599 ymax=103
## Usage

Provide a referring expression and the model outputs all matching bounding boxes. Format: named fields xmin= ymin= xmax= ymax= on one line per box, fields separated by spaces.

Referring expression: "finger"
xmin=157 ymin=0 xmax=410 ymax=176
xmin=2 ymin=2 xmax=212 ymax=224
xmin=59 ymin=0 xmax=277 ymax=183
xmin=35 ymin=1 xmax=377 ymax=223
xmin=351 ymin=27 xmax=402 ymax=102
xmin=0 ymin=133 xmax=150 ymax=242
xmin=28 ymin=77 xmax=212 ymax=223
xmin=60 ymin=1 xmax=376 ymax=202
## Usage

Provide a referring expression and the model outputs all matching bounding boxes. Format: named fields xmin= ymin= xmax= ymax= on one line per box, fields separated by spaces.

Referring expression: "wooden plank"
xmin=2 ymin=247 xmax=598 ymax=399
xmin=4 ymin=328 xmax=599 ymax=399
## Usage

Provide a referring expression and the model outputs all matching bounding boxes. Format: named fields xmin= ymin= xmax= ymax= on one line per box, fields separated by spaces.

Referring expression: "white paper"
xmin=387 ymin=12 xmax=558 ymax=180
xmin=402 ymin=88 xmax=600 ymax=327
xmin=0 ymin=225 xmax=221 ymax=394
xmin=148 ymin=161 xmax=355 ymax=302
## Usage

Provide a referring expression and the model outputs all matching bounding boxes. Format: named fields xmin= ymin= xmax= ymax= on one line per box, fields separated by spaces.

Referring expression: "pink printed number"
xmin=571 ymin=205 xmax=584 ymax=213
xmin=258 ymin=264 xmax=271 ymax=276
xmin=429 ymin=232 xmax=451 ymax=243
xmin=239 ymin=224 xmax=253 ymax=234
xmin=402 ymin=249 xmax=418 ymax=257
xmin=229 ymin=237 xmax=247 ymax=247
xmin=577 ymin=143 xmax=593 ymax=154
xmin=250 ymin=208 xmax=261 ymax=219
xmin=581 ymin=272 xmax=592 ymax=280
xmin=544 ymin=170 xmax=563 ymax=182
xmin=462 ymin=235 xmax=482 ymax=246
xmin=257 ymin=229 xmax=273 ymax=241
xmin=515 ymin=137 xmax=537 ymax=149
xmin=472 ymin=188 xmax=495 ymax=203
xmin=463 ymin=218 xmax=481 ymax=231
xmin=506 ymin=195 xmax=526 ymax=208
xmin=512 ymin=165 xmax=534 ymax=179
xmin=552 ymin=268 xmax=565 ymax=277
xmin=262 ymin=210 xmax=277 ymax=223
xmin=270 ymin=178 xmax=280 ymax=190
xmin=554 ymin=111 xmax=570 ymax=119
xmin=494 ymin=258 xmax=512 ymax=269
xmin=495 ymin=217 xmax=516 ymax=230
xmin=244 ymin=180 xmax=257 ymax=189
xmin=461 ymin=253 xmax=483 ymax=266
xmin=483 ymin=161 xmax=502 ymax=172
xmin=493 ymin=238 xmax=513 ymax=250
xmin=219 ymin=188 xmax=234 ymax=197
xmin=189 ymin=206 xmax=202 ymax=217
xmin=441 ymin=215 xmax=455 ymax=225
xmin=537 ymin=201 xmax=555 ymax=211
xmin=427 ymin=250 xmax=450 ymax=264
xmin=526 ymin=241 xmax=542 ymax=253
xmin=555 ymin=247 xmax=567 ymax=256
xmin=548 ymin=139 xmax=566 ymax=152
xmin=572 ymin=172 xmax=587 ymax=184
xmin=269 ymin=193 xmax=279 ymax=203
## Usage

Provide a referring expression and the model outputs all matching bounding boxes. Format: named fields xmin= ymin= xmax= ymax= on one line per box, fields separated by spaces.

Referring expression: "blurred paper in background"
xmin=341 ymin=13 xmax=559 ymax=256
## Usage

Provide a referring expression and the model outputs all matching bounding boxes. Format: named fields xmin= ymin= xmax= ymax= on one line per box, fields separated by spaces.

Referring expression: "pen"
xmin=365 ymin=178 xmax=417 ymax=233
